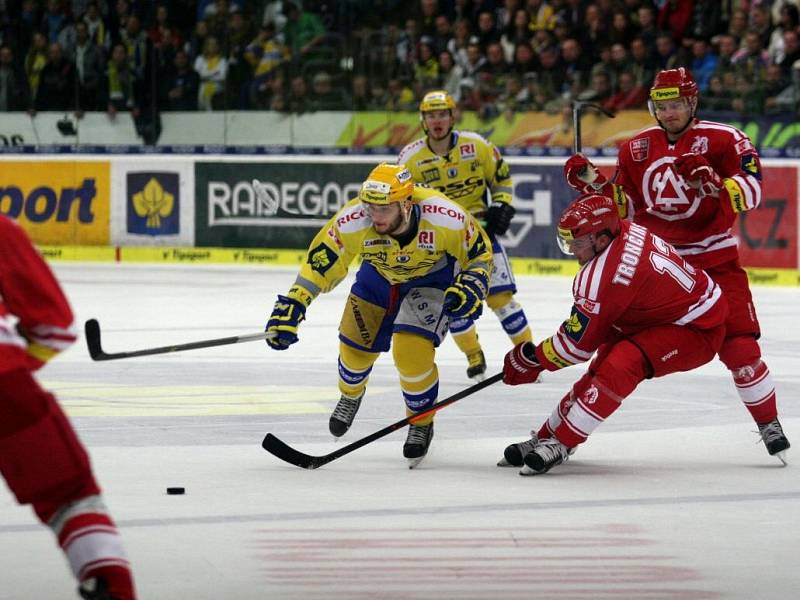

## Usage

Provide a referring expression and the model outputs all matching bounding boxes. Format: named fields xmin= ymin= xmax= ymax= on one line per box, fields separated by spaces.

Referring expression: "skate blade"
xmin=518 ymin=464 xmax=543 ymax=476
xmin=496 ymin=457 xmax=517 ymax=467
xmin=469 ymin=373 xmax=487 ymax=383
xmin=407 ymin=454 xmax=428 ymax=469
xmin=775 ymin=451 xmax=788 ymax=466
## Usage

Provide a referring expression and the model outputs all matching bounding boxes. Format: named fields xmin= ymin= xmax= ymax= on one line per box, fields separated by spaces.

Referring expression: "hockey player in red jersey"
xmin=562 ymin=67 xmax=790 ymax=462
xmin=499 ymin=193 xmax=728 ymax=475
xmin=0 ymin=215 xmax=136 ymax=599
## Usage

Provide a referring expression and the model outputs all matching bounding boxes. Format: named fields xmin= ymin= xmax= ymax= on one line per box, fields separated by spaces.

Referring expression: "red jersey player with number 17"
xmin=563 ymin=67 xmax=790 ymax=462
xmin=499 ymin=194 xmax=728 ymax=475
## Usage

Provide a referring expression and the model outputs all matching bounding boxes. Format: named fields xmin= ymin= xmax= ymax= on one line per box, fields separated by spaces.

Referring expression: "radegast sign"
xmin=195 ymin=160 xmax=578 ymax=256
xmin=195 ymin=162 xmax=369 ymax=248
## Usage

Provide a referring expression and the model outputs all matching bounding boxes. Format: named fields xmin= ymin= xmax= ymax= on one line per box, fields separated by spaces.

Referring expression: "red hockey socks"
xmin=732 ymin=360 xmax=778 ymax=424
xmin=51 ymin=496 xmax=136 ymax=600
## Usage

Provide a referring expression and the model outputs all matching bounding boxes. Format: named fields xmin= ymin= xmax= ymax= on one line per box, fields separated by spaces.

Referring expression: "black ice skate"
xmin=757 ymin=418 xmax=790 ymax=465
xmin=466 ymin=349 xmax=487 ymax=382
xmin=329 ymin=392 xmax=363 ymax=437
xmin=78 ymin=577 xmax=119 ymax=600
xmin=404 ymin=422 xmax=434 ymax=469
xmin=498 ymin=431 xmax=539 ymax=467
xmin=520 ymin=438 xmax=571 ymax=475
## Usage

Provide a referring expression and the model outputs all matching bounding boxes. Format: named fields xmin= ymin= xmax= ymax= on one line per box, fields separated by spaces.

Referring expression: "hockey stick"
xmin=84 ymin=318 xmax=276 ymax=361
xmin=262 ymin=372 xmax=504 ymax=469
xmin=571 ymin=101 xmax=615 ymax=154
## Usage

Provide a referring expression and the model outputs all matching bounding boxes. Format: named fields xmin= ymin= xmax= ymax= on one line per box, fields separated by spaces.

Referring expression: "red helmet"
xmin=557 ymin=193 xmax=620 ymax=254
xmin=649 ymin=68 xmax=699 ymax=102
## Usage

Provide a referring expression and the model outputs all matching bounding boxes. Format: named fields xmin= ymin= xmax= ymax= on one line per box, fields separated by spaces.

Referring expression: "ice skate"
xmin=466 ymin=349 xmax=487 ymax=382
xmin=520 ymin=438 xmax=571 ymax=475
xmin=329 ymin=392 xmax=363 ymax=437
xmin=757 ymin=418 xmax=790 ymax=465
xmin=497 ymin=431 xmax=539 ymax=466
xmin=404 ymin=422 xmax=434 ymax=469
xmin=78 ymin=577 xmax=118 ymax=600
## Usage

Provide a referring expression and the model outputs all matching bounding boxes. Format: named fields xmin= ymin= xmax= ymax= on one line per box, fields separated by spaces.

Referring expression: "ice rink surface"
xmin=1 ymin=262 xmax=798 ymax=600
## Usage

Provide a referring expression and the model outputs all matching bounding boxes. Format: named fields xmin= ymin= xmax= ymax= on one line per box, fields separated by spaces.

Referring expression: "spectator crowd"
xmin=1 ymin=0 xmax=800 ymax=128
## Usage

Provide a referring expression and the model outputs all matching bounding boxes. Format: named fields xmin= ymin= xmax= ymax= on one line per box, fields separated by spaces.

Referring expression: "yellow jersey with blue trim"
xmin=289 ymin=187 xmax=493 ymax=300
xmin=398 ymin=130 xmax=513 ymax=216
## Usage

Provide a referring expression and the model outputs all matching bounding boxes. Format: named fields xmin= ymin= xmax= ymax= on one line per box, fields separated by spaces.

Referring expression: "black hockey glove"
xmin=483 ymin=202 xmax=515 ymax=236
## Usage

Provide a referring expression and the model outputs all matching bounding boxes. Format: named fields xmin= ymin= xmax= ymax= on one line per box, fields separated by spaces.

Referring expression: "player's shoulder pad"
xmin=398 ymin=138 xmax=427 ymax=164
xmin=694 ymin=120 xmax=745 ymax=139
xmin=334 ymin=198 xmax=371 ymax=234
xmin=632 ymin=125 xmax=661 ymax=140
xmin=619 ymin=126 xmax=661 ymax=162
xmin=456 ymin=130 xmax=489 ymax=143
xmin=417 ymin=194 xmax=469 ymax=230
xmin=693 ymin=120 xmax=756 ymax=153
xmin=456 ymin=130 xmax=491 ymax=147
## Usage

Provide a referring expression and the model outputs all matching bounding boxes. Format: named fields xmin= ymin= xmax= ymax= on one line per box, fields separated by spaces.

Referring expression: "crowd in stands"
xmin=1 ymin=0 xmax=800 ymax=129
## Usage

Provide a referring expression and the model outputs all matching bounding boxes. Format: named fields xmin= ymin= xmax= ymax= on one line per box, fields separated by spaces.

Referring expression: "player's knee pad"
xmin=338 ymin=343 xmax=378 ymax=395
xmin=0 ymin=370 xmax=96 ymax=513
xmin=718 ymin=334 xmax=761 ymax=371
xmin=393 ymin=332 xmax=438 ymax=413
xmin=592 ymin=340 xmax=649 ymax=399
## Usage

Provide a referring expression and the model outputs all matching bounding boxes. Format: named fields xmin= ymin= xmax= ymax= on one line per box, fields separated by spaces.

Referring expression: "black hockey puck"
xmin=166 ymin=487 xmax=185 ymax=495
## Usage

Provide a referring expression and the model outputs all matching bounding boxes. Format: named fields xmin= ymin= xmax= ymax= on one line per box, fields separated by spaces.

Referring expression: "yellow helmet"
xmin=359 ymin=163 xmax=414 ymax=206
xmin=419 ymin=90 xmax=456 ymax=113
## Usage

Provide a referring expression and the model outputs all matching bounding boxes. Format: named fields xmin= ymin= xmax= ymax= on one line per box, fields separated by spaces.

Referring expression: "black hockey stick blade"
xmin=262 ymin=372 xmax=504 ymax=469
xmin=84 ymin=318 xmax=274 ymax=361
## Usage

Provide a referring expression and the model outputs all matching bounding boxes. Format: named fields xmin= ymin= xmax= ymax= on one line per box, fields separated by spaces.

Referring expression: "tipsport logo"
xmin=0 ymin=178 xmax=97 ymax=223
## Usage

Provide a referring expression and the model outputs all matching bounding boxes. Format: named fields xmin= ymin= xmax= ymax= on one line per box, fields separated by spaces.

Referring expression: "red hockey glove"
xmin=673 ymin=152 xmax=721 ymax=198
xmin=564 ymin=153 xmax=608 ymax=193
xmin=503 ymin=342 xmax=543 ymax=385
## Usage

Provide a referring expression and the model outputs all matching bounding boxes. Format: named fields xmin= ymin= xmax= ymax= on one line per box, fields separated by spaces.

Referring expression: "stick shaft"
xmin=572 ymin=101 xmax=615 ymax=155
xmin=85 ymin=318 xmax=274 ymax=361
xmin=262 ymin=372 xmax=504 ymax=469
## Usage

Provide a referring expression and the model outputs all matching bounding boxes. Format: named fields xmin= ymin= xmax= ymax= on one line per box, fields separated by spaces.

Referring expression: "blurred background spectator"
xmin=0 ymin=46 xmax=31 ymax=111
xmin=2 ymin=0 xmax=800 ymax=143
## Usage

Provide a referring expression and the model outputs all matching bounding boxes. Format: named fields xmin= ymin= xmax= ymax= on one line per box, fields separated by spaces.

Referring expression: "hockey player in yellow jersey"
xmin=265 ymin=163 xmax=493 ymax=467
xmin=399 ymin=90 xmax=533 ymax=382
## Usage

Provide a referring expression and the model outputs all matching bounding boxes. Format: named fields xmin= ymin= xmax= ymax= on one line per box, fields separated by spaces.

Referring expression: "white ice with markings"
xmin=1 ymin=262 xmax=798 ymax=599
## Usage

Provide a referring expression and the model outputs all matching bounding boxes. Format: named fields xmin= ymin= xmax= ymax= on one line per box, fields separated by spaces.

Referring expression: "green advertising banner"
xmin=194 ymin=161 xmax=373 ymax=248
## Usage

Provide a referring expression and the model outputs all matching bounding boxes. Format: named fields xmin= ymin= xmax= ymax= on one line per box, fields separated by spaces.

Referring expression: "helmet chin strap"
xmin=391 ymin=199 xmax=413 ymax=234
